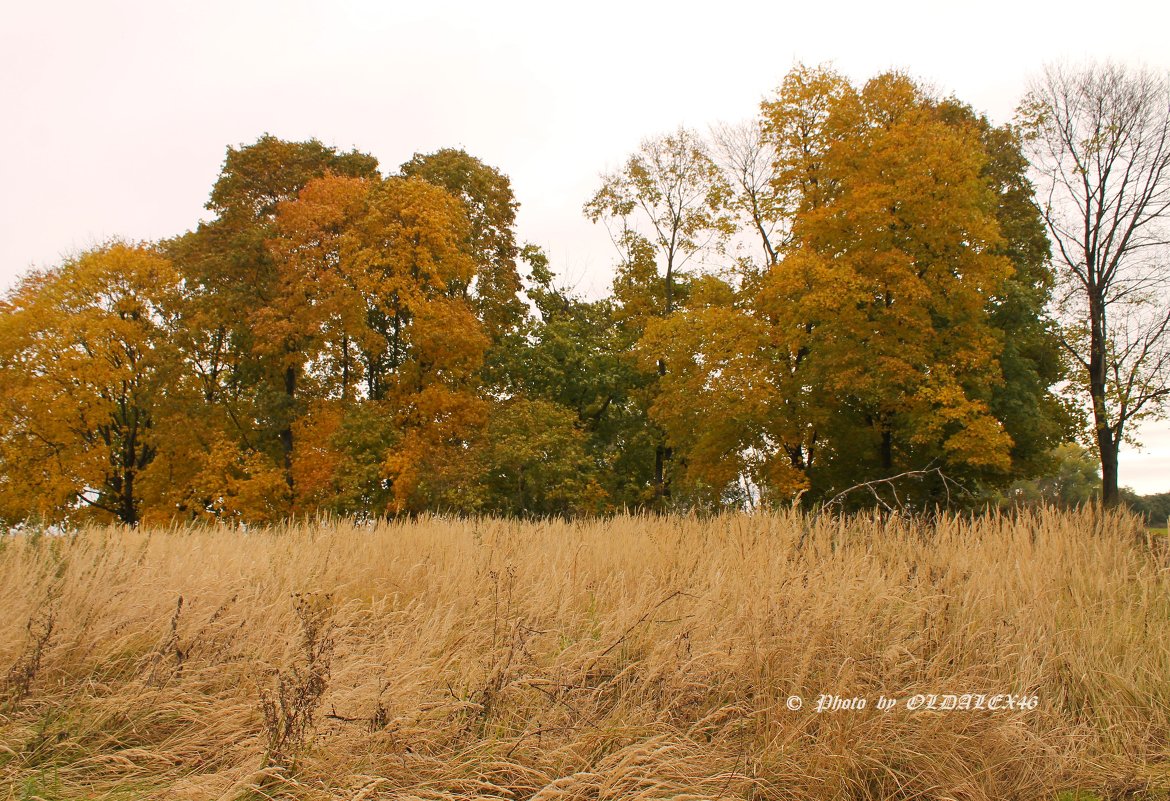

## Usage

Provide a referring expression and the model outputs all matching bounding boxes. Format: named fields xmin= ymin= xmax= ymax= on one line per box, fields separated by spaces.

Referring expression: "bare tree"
xmin=709 ymin=120 xmax=782 ymax=269
xmin=1021 ymin=62 xmax=1170 ymax=505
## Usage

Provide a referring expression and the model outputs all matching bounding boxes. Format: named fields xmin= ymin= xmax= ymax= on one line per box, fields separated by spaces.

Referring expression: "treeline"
xmin=0 ymin=67 xmax=1078 ymax=525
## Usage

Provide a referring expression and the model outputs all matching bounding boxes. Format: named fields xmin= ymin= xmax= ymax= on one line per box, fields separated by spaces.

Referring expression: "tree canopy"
xmin=2 ymin=65 xmax=1131 ymax=524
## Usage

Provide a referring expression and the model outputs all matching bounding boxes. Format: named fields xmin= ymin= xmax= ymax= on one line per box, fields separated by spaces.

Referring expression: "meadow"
xmin=1 ymin=509 xmax=1168 ymax=800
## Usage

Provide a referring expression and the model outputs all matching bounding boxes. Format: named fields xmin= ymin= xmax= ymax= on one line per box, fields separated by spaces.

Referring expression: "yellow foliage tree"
xmin=643 ymin=69 xmax=1021 ymax=506
xmin=762 ymin=70 xmax=1016 ymax=482
xmin=0 ymin=243 xmax=188 ymax=525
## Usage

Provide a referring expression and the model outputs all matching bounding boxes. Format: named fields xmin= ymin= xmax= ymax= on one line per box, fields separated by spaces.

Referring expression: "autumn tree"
xmin=586 ymin=127 xmax=735 ymax=320
xmin=356 ymin=177 xmax=488 ymax=513
xmin=625 ymin=71 xmax=851 ymax=505
xmin=761 ymin=66 xmax=853 ymax=221
xmin=637 ymin=274 xmax=813 ymax=507
xmin=253 ymin=174 xmax=375 ymax=514
xmin=261 ymin=173 xmax=487 ymax=515
xmin=160 ymin=138 xmax=495 ymax=519
xmin=771 ymin=73 xmax=1023 ymax=495
xmin=585 ymin=127 xmax=735 ymax=502
xmin=0 ymin=243 xmax=186 ymax=525
xmin=1020 ymin=63 xmax=1170 ymax=505
xmin=641 ymin=68 xmax=1064 ymax=507
xmin=400 ymin=149 xmax=527 ymax=342
xmin=257 ymin=175 xmax=369 ymax=409
xmin=166 ymin=136 xmax=380 ymax=503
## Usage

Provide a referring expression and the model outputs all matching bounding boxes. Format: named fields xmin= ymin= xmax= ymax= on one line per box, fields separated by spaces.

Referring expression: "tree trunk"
xmin=121 ymin=471 xmax=137 ymax=526
xmin=664 ymin=263 xmax=673 ymax=316
xmin=653 ymin=356 xmax=671 ymax=503
xmin=880 ymin=426 xmax=893 ymax=472
xmin=654 ymin=443 xmax=671 ymax=502
xmin=117 ymin=400 xmax=139 ymax=526
xmin=1097 ymin=426 xmax=1120 ymax=507
xmin=119 ymin=458 xmax=138 ymax=526
xmin=1088 ymin=297 xmax=1119 ymax=507
xmin=341 ymin=334 xmax=351 ymax=404
xmin=280 ymin=365 xmax=296 ymax=494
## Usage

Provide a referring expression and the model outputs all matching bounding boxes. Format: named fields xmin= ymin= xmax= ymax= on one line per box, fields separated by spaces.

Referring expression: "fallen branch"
xmin=822 ymin=464 xmax=965 ymax=512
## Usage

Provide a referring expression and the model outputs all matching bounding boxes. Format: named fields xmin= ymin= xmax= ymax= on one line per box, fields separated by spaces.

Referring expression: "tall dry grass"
xmin=0 ymin=509 xmax=1167 ymax=800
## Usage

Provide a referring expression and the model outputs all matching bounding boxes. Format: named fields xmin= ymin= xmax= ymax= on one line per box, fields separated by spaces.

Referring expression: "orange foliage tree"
xmin=264 ymin=173 xmax=488 ymax=515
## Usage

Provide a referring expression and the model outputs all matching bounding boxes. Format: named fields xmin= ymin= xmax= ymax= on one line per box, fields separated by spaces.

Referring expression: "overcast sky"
xmin=2 ymin=0 xmax=1168 ymax=493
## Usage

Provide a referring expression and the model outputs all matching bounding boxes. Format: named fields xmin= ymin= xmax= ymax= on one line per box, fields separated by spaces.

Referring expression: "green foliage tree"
xmin=487 ymin=249 xmax=657 ymax=509
xmin=473 ymin=397 xmax=602 ymax=517
xmin=1120 ymin=488 xmax=1170 ymax=526
xmin=1007 ymin=442 xmax=1100 ymax=507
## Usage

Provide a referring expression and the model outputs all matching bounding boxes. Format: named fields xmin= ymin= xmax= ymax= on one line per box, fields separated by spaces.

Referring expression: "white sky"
xmin=1 ymin=0 xmax=1168 ymax=493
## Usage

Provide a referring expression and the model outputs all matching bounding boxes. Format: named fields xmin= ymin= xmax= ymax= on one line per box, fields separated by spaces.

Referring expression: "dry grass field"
xmin=1 ymin=509 xmax=1168 ymax=800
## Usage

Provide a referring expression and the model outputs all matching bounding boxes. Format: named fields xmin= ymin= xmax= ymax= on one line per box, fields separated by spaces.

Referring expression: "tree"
xmin=642 ymin=72 xmax=1034 ymax=507
xmin=586 ymin=127 xmax=734 ymax=320
xmin=709 ymin=119 xmax=782 ymax=272
xmin=208 ymin=134 xmax=380 ymax=221
xmin=0 ymin=244 xmax=186 ymax=525
xmin=488 ymin=256 xmax=657 ymax=510
xmin=760 ymin=70 xmax=1036 ymax=502
xmin=473 ymin=397 xmax=603 ymax=517
xmin=761 ymin=66 xmax=852 ymax=222
xmin=1119 ymin=487 xmax=1170 ymax=525
xmin=637 ymin=274 xmax=812 ymax=507
xmin=935 ymin=99 xmax=1072 ymax=481
xmin=1020 ymin=63 xmax=1170 ymax=506
xmin=166 ymin=145 xmax=489 ymax=520
xmin=258 ymin=174 xmax=371 ymax=409
xmin=166 ymin=136 xmax=381 ymax=500
xmin=585 ymin=127 xmax=735 ymax=502
xmin=1007 ymin=442 xmax=1100 ymax=508
xmin=265 ymin=173 xmax=488 ymax=515
xmin=399 ymin=149 xmax=527 ymax=341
